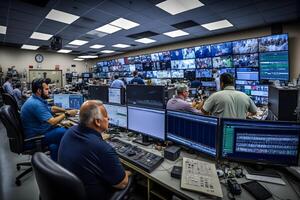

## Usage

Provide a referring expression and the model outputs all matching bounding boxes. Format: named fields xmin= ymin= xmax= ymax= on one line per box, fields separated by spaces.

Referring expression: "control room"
xmin=0 ymin=0 xmax=300 ymax=200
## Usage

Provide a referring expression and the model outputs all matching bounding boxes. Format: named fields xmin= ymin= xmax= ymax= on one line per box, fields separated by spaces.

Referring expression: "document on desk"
xmin=246 ymin=174 xmax=286 ymax=185
xmin=180 ymin=157 xmax=223 ymax=198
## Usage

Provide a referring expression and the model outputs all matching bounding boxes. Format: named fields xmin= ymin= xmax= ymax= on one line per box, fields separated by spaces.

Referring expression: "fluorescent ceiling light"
xmin=90 ymin=44 xmax=105 ymax=49
xmin=110 ymin=18 xmax=140 ymax=30
xmin=101 ymin=50 xmax=115 ymax=53
xmin=112 ymin=44 xmax=130 ymax=48
xmin=0 ymin=25 xmax=7 ymax=34
xmin=46 ymin=9 xmax=79 ymax=24
xmin=69 ymin=40 xmax=88 ymax=46
xmin=163 ymin=30 xmax=189 ymax=38
xmin=156 ymin=0 xmax=204 ymax=15
xmin=87 ymin=30 xmax=107 ymax=38
xmin=135 ymin=38 xmax=156 ymax=44
xmin=57 ymin=49 xmax=72 ymax=53
xmin=201 ymin=19 xmax=233 ymax=31
xmin=21 ymin=44 xmax=39 ymax=50
xmin=78 ymin=55 xmax=98 ymax=59
xmin=95 ymin=24 xmax=121 ymax=34
xmin=30 ymin=32 xmax=53 ymax=40
xmin=74 ymin=58 xmax=84 ymax=61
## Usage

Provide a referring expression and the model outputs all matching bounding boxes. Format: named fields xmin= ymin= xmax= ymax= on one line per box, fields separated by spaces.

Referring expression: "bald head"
xmin=79 ymin=100 xmax=105 ymax=126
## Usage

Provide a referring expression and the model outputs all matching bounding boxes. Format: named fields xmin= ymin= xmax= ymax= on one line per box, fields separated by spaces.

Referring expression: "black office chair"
xmin=2 ymin=92 xmax=20 ymax=112
xmin=0 ymin=105 xmax=45 ymax=186
xmin=32 ymin=152 xmax=133 ymax=200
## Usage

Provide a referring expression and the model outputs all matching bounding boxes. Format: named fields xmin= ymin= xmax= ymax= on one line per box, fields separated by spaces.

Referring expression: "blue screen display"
xmin=211 ymin=42 xmax=232 ymax=56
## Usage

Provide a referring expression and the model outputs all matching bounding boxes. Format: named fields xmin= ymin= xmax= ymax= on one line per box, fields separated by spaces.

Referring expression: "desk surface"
xmin=115 ymin=132 xmax=300 ymax=200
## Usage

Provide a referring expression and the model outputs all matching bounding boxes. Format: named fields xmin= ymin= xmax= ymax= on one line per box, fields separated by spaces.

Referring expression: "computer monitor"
xmin=128 ymin=106 xmax=165 ymax=141
xmin=171 ymin=70 xmax=184 ymax=78
xmin=167 ymin=111 xmax=218 ymax=158
xmin=54 ymin=94 xmax=83 ymax=109
xmin=104 ymin=103 xmax=127 ymax=128
xmin=212 ymin=56 xmax=233 ymax=68
xmin=236 ymin=67 xmax=259 ymax=81
xmin=232 ymin=38 xmax=258 ymax=54
xmin=196 ymin=69 xmax=212 ymax=78
xmin=259 ymin=34 xmax=288 ymax=52
xmin=126 ymin=85 xmax=165 ymax=109
xmin=211 ymin=42 xmax=232 ymax=56
xmin=195 ymin=58 xmax=213 ymax=68
xmin=220 ymin=119 xmax=300 ymax=166
xmin=259 ymin=51 xmax=289 ymax=81
xmin=108 ymin=88 xmax=125 ymax=104
xmin=88 ymin=85 xmax=108 ymax=103
xmin=233 ymin=53 xmax=259 ymax=68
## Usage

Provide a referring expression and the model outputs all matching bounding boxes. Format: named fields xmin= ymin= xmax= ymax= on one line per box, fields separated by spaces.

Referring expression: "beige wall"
xmin=95 ymin=21 xmax=300 ymax=80
xmin=0 ymin=46 xmax=92 ymax=85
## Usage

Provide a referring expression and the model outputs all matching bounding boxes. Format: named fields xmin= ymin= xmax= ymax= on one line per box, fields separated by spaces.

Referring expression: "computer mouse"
xmin=216 ymin=169 xmax=224 ymax=177
xmin=127 ymin=151 xmax=136 ymax=157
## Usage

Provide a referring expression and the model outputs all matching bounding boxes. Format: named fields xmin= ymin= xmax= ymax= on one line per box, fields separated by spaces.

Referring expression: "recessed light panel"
xmin=30 ymin=32 xmax=53 ymax=40
xmin=0 ymin=25 xmax=7 ymax=34
xmin=163 ymin=30 xmax=189 ymax=38
xmin=95 ymin=24 xmax=121 ymax=34
xmin=201 ymin=19 xmax=233 ymax=31
xmin=110 ymin=18 xmax=140 ymax=30
xmin=90 ymin=44 xmax=105 ymax=49
xmin=135 ymin=38 xmax=156 ymax=44
xmin=69 ymin=40 xmax=88 ymax=46
xmin=21 ymin=45 xmax=39 ymax=50
xmin=156 ymin=0 xmax=204 ymax=15
xmin=112 ymin=44 xmax=130 ymax=48
xmin=101 ymin=50 xmax=115 ymax=53
xmin=46 ymin=9 xmax=79 ymax=24
xmin=57 ymin=49 xmax=72 ymax=53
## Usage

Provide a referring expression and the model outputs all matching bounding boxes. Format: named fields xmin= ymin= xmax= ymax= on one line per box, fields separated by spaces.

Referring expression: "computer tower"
xmin=268 ymin=85 xmax=298 ymax=121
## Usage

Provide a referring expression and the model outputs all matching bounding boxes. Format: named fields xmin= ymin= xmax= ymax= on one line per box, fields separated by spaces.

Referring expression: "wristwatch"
xmin=64 ymin=111 xmax=70 ymax=117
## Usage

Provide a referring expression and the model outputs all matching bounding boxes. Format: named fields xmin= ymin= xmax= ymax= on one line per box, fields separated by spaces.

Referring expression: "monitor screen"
xmin=212 ymin=56 xmax=233 ymax=68
xmin=195 ymin=58 xmax=213 ymax=68
xmin=156 ymin=70 xmax=171 ymax=79
xmin=142 ymin=62 xmax=153 ymax=71
xmin=220 ymin=119 xmax=300 ymax=166
xmin=141 ymin=54 xmax=151 ymax=63
xmin=171 ymin=70 xmax=184 ymax=78
xmin=232 ymin=39 xmax=258 ymax=54
xmin=160 ymin=60 xmax=171 ymax=70
xmin=196 ymin=69 xmax=212 ymax=78
xmin=108 ymin=88 xmax=124 ymax=104
xmin=259 ymin=51 xmax=289 ymax=81
xmin=158 ymin=51 xmax=171 ymax=61
xmin=135 ymin=63 xmax=143 ymax=71
xmin=259 ymin=34 xmax=288 ymax=52
xmin=182 ymin=47 xmax=195 ymax=59
xmin=236 ymin=67 xmax=259 ymax=81
xmin=211 ymin=42 xmax=232 ymax=56
xmin=88 ymin=86 xmax=108 ymax=103
xmin=170 ymin=49 xmax=184 ymax=60
xmin=146 ymin=71 xmax=157 ymax=78
xmin=195 ymin=45 xmax=211 ymax=58
xmin=184 ymin=70 xmax=196 ymax=80
xmin=201 ymin=81 xmax=216 ymax=87
xmin=171 ymin=59 xmax=195 ymax=69
xmin=104 ymin=104 xmax=127 ymax=128
xmin=236 ymin=84 xmax=268 ymax=97
xmin=129 ymin=64 xmax=136 ymax=72
xmin=167 ymin=111 xmax=218 ymax=157
xmin=126 ymin=85 xmax=165 ymax=109
xmin=217 ymin=68 xmax=236 ymax=77
xmin=233 ymin=53 xmax=259 ymax=68
xmin=54 ymin=94 xmax=83 ymax=109
xmin=82 ymin=73 xmax=91 ymax=78
xmin=151 ymin=53 xmax=160 ymax=61
xmin=128 ymin=106 xmax=165 ymax=140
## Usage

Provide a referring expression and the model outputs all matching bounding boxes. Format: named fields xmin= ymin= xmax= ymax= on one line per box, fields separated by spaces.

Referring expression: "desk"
xmin=60 ymin=119 xmax=300 ymax=200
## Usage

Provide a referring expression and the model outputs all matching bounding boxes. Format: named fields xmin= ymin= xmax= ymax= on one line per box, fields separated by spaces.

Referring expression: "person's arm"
xmin=201 ymin=95 xmax=215 ymax=115
xmin=47 ymin=113 xmax=66 ymax=126
xmin=248 ymin=98 xmax=257 ymax=115
xmin=113 ymin=171 xmax=131 ymax=189
xmin=51 ymin=106 xmax=66 ymax=113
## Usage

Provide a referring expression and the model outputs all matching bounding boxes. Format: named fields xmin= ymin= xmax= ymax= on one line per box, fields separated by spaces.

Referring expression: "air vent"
xmin=21 ymin=0 xmax=50 ymax=7
xmin=171 ymin=20 xmax=199 ymax=29
xmin=127 ymin=31 xmax=159 ymax=39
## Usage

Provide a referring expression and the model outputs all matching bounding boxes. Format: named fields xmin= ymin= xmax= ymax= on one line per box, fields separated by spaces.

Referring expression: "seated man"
xmin=110 ymin=75 xmax=125 ymax=88
xmin=129 ymin=70 xmax=145 ymax=85
xmin=3 ymin=76 xmax=14 ymax=95
xmin=167 ymin=84 xmax=201 ymax=114
xmin=13 ymin=83 xmax=22 ymax=108
xmin=58 ymin=100 xmax=131 ymax=200
xmin=201 ymin=73 xmax=257 ymax=118
xmin=21 ymin=78 xmax=77 ymax=160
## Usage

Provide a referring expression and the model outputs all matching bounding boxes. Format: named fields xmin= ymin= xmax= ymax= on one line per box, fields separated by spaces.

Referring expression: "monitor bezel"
xmin=219 ymin=117 xmax=300 ymax=167
xmin=88 ymin=85 xmax=109 ymax=103
xmin=103 ymin=103 xmax=128 ymax=129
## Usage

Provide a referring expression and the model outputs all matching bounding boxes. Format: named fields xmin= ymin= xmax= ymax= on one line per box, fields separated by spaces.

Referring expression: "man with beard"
xmin=21 ymin=78 xmax=77 ymax=160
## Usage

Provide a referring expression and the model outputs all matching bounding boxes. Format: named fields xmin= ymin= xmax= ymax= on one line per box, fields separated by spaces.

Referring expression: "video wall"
xmin=94 ymin=34 xmax=289 ymax=105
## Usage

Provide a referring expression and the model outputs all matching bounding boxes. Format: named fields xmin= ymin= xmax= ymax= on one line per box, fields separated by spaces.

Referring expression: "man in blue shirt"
xmin=110 ymin=75 xmax=125 ymax=88
xmin=21 ymin=79 xmax=77 ymax=160
xmin=129 ymin=71 xmax=145 ymax=85
xmin=3 ymin=77 xmax=14 ymax=95
xmin=58 ymin=100 xmax=131 ymax=200
xmin=13 ymin=83 xmax=22 ymax=108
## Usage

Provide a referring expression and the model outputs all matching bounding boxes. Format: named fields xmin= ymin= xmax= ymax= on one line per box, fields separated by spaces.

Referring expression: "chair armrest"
xmin=109 ymin=175 xmax=133 ymax=200
xmin=25 ymin=135 xmax=45 ymax=152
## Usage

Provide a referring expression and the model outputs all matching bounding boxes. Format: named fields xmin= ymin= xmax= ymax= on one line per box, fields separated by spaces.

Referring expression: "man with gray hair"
xmin=58 ymin=100 xmax=131 ymax=200
xmin=166 ymin=83 xmax=201 ymax=114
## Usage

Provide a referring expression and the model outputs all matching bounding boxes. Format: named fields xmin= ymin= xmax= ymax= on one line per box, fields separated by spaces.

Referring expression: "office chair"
xmin=32 ymin=152 xmax=133 ymax=200
xmin=2 ymin=92 xmax=20 ymax=113
xmin=0 ymin=105 xmax=45 ymax=186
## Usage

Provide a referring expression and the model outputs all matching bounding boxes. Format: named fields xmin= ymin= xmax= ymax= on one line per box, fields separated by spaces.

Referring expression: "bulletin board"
xmin=28 ymin=69 xmax=63 ymax=87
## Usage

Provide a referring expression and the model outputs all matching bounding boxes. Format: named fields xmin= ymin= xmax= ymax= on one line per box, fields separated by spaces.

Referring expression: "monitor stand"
xmin=133 ymin=134 xmax=151 ymax=146
xmin=245 ymin=165 xmax=281 ymax=178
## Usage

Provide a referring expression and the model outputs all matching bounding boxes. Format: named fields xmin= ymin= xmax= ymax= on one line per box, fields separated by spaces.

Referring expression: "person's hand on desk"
xmin=65 ymin=109 xmax=77 ymax=117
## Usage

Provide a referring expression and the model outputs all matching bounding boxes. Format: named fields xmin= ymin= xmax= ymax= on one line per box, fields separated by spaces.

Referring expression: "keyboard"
xmin=108 ymin=138 xmax=164 ymax=173
xmin=181 ymin=157 xmax=223 ymax=198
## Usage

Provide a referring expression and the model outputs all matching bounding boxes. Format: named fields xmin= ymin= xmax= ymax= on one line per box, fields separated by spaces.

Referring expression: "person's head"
xmin=32 ymin=78 xmax=49 ymax=99
xmin=45 ymin=78 xmax=52 ymax=84
xmin=79 ymin=100 xmax=109 ymax=133
xmin=114 ymin=75 xmax=119 ymax=80
xmin=133 ymin=70 xmax=138 ymax=77
xmin=176 ymin=84 xmax=189 ymax=99
xmin=220 ymin=73 xmax=234 ymax=90
xmin=5 ymin=77 xmax=11 ymax=82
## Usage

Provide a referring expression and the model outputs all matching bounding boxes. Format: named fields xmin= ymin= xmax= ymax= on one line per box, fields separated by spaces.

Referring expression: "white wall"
xmin=95 ymin=21 xmax=300 ymax=80
xmin=0 ymin=46 xmax=93 ymax=85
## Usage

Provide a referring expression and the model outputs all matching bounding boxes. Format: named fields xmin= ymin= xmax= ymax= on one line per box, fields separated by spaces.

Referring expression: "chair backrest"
xmin=2 ymin=93 xmax=19 ymax=111
xmin=0 ymin=105 xmax=24 ymax=153
xmin=32 ymin=152 xmax=87 ymax=200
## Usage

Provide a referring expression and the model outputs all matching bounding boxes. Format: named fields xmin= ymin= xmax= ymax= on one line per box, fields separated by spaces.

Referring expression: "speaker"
xmin=50 ymin=36 xmax=62 ymax=50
